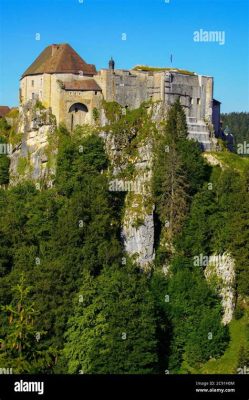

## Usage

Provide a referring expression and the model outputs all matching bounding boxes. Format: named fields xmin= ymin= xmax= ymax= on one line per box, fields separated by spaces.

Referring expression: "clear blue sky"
xmin=0 ymin=0 xmax=248 ymax=112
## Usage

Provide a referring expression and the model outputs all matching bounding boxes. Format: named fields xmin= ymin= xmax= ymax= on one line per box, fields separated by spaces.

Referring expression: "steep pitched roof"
xmin=0 ymin=106 xmax=10 ymax=117
xmin=63 ymin=79 xmax=102 ymax=92
xmin=22 ymin=44 xmax=97 ymax=78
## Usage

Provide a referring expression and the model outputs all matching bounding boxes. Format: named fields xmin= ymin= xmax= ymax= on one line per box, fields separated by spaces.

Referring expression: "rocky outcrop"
xmin=121 ymin=147 xmax=155 ymax=269
xmin=108 ymin=145 xmax=155 ymax=269
xmin=101 ymin=106 xmax=157 ymax=270
xmin=205 ymin=253 xmax=236 ymax=325
xmin=9 ymin=99 xmax=216 ymax=271
xmin=203 ymin=153 xmax=225 ymax=169
xmin=9 ymin=101 xmax=57 ymax=185
xmin=10 ymin=100 xmax=156 ymax=269
xmin=122 ymin=206 xmax=155 ymax=270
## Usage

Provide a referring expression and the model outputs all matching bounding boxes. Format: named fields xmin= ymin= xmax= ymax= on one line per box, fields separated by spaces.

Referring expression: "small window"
xmin=197 ymin=98 xmax=200 ymax=105
xmin=31 ymin=80 xmax=34 ymax=87
xmin=95 ymin=91 xmax=97 ymax=95
xmin=32 ymin=92 xmax=35 ymax=100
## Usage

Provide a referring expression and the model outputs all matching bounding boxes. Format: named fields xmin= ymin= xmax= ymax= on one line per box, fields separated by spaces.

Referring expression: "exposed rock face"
xmin=121 ymin=152 xmax=155 ymax=270
xmin=205 ymin=253 xmax=236 ymax=325
xmin=9 ymin=101 xmax=57 ymax=185
xmin=9 ymin=98 xmax=216 ymax=270
xmin=109 ymin=152 xmax=155 ymax=269
xmin=122 ymin=210 xmax=155 ymax=270
xmin=101 ymin=108 xmax=156 ymax=269
xmin=203 ymin=153 xmax=225 ymax=169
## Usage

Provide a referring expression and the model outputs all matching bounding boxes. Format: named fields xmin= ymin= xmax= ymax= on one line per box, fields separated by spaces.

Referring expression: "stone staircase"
xmin=187 ymin=117 xmax=213 ymax=151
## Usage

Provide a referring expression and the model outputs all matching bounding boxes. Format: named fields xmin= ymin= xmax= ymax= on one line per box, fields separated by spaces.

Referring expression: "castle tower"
xmin=108 ymin=57 xmax=115 ymax=71
xmin=20 ymin=43 xmax=97 ymax=106
xmin=20 ymin=43 xmax=102 ymax=129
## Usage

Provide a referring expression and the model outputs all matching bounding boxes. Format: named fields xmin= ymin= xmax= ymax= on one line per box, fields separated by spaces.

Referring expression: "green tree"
xmin=152 ymin=99 xmax=192 ymax=245
xmin=167 ymin=261 xmax=229 ymax=372
xmin=0 ymin=274 xmax=54 ymax=373
xmin=221 ymin=112 xmax=249 ymax=148
xmin=63 ymin=263 xmax=158 ymax=374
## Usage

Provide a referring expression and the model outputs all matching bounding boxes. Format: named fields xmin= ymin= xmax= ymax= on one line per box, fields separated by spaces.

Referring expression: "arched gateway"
xmin=69 ymin=103 xmax=88 ymax=131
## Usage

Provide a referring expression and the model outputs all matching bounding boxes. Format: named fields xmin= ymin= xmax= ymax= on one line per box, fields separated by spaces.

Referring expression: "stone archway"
xmin=69 ymin=103 xmax=88 ymax=131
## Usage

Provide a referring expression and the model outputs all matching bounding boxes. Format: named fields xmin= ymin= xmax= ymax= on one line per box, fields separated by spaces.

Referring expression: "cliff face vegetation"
xmin=0 ymin=101 xmax=248 ymax=374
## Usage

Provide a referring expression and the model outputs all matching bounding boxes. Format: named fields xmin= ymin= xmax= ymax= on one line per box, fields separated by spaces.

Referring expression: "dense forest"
xmin=221 ymin=112 xmax=249 ymax=149
xmin=0 ymin=103 xmax=248 ymax=374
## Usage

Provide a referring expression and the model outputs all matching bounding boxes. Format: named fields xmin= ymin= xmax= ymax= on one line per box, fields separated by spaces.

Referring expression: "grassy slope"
xmin=208 ymin=151 xmax=249 ymax=174
xmin=179 ymin=314 xmax=249 ymax=374
xmin=199 ymin=313 xmax=249 ymax=374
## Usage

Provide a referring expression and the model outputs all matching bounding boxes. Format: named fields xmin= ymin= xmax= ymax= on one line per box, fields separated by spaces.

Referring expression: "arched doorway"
xmin=69 ymin=103 xmax=88 ymax=131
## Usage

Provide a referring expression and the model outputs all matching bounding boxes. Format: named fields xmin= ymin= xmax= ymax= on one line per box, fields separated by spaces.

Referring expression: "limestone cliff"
xmin=9 ymin=100 xmax=158 ymax=269
xmin=9 ymin=100 xmax=57 ymax=185
xmin=120 ymin=148 xmax=155 ymax=270
xmin=205 ymin=253 xmax=236 ymax=325
xmin=100 ymin=104 xmax=161 ymax=270
xmin=8 ymin=99 xmax=218 ymax=273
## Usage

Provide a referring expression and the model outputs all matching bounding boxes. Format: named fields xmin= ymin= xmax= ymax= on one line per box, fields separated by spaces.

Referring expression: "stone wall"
xmin=96 ymin=69 xmax=213 ymax=123
xmin=20 ymin=66 xmax=216 ymax=149
xmin=20 ymin=73 xmax=104 ymax=130
xmin=95 ymin=69 xmax=215 ymax=150
xmin=60 ymin=86 xmax=103 ymax=129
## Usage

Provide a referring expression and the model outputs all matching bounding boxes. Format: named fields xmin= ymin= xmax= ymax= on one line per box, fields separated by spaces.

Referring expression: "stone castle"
xmin=20 ymin=43 xmax=221 ymax=150
xmin=13 ymin=44 xmax=236 ymax=322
